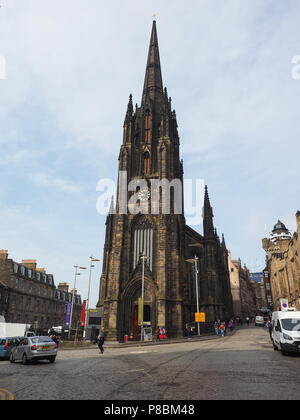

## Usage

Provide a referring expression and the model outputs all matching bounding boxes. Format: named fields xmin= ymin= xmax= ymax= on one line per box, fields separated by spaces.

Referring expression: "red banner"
xmin=80 ymin=300 xmax=87 ymax=327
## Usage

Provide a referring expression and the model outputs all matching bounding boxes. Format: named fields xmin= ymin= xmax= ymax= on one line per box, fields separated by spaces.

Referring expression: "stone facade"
xmin=228 ymin=251 xmax=257 ymax=318
xmin=0 ymin=280 xmax=10 ymax=320
xmin=262 ymin=213 xmax=300 ymax=311
xmin=97 ymin=21 xmax=233 ymax=341
xmin=254 ymin=277 xmax=268 ymax=311
xmin=0 ymin=250 xmax=82 ymax=331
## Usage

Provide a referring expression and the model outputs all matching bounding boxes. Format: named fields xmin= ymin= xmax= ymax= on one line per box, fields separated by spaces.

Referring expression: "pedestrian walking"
xmin=214 ymin=321 xmax=219 ymax=336
xmin=219 ymin=322 xmax=226 ymax=337
xmin=246 ymin=316 xmax=250 ymax=326
xmin=97 ymin=327 xmax=105 ymax=354
xmin=186 ymin=323 xmax=192 ymax=339
xmin=228 ymin=320 xmax=233 ymax=333
xmin=155 ymin=327 xmax=161 ymax=342
xmin=266 ymin=319 xmax=272 ymax=341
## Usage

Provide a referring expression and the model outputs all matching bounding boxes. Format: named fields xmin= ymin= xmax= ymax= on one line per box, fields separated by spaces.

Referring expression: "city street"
xmin=0 ymin=327 xmax=299 ymax=400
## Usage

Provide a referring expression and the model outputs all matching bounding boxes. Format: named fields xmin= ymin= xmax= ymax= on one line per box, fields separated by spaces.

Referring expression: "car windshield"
xmin=31 ymin=337 xmax=53 ymax=344
xmin=281 ymin=319 xmax=300 ymax=331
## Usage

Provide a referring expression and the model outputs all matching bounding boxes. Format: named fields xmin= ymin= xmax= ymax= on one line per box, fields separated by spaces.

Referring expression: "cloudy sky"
xmin=0 ymin=0 xmax=299 ymax=308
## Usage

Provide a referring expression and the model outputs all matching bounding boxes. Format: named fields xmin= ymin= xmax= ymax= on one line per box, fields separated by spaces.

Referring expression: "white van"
xmin=271 ymin=310 xmax=300 ymax=355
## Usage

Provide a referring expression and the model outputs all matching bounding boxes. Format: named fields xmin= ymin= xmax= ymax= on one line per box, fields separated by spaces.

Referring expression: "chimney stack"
xmin=58 ymin=283 xmax=69 ymax=293
xmin=22 ymin=260 xmax=37 ymax=270
xmin=0 ymin=250 xmax=8 ymax=260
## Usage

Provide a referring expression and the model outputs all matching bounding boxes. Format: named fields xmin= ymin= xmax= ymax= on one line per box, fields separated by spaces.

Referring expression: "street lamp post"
xmin=194 ymin=256 xmax=201 ymax=337
xmin=69 ymin=265 xmax=86 ymax=340
xmin=84 ymin=256 xmax=100 ymax=339
xmin=186 ymin=252 xmax=202 ymax=337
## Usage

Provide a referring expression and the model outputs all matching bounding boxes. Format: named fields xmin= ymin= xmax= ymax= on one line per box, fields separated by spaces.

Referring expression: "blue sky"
xmin=0 ymin=0 xmax=299 ymax=308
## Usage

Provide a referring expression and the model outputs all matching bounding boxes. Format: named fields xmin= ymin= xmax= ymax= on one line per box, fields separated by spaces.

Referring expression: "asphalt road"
xmin=0 ymin=327 xmax=299 ymax=400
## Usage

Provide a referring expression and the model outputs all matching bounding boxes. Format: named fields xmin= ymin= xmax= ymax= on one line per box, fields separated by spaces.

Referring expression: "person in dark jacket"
xmin=98 ymin=327 xmax=105 ymax=354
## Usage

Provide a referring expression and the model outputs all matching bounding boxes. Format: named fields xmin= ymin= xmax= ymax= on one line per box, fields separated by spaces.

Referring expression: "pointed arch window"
xmin=133 ymin=222 xmax=153 ymax=271
xmin=145 ymin=111 xmax=151 ymax=144
xmin=144 ymin=152 xmax=151 ymax=175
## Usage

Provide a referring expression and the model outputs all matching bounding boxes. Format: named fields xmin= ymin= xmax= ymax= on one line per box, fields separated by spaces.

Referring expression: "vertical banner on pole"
xmin=81 ymin=300 xmax=87 ymax=327
xmin=138 ymin=298 xmax=142 ymax=326
xmin=66 ymin=302 xmax=72 ymax=327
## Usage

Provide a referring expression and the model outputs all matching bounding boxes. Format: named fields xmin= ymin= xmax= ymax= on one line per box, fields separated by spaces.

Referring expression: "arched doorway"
xmin=120 ymin=274 xmax=157 ymax=341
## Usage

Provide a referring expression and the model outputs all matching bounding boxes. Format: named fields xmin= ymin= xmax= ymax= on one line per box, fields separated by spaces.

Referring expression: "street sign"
xmin=280 ymin=299 xmax=289 ymax=311
xmin=195 ymin=312 xmax=205 ymax=323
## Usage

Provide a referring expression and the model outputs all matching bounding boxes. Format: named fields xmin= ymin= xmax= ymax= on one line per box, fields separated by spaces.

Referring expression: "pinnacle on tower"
xmin=203 ymin=185 xmax=215 ymax=238
xmin=124 ymin=94 xmax=133 ymax=123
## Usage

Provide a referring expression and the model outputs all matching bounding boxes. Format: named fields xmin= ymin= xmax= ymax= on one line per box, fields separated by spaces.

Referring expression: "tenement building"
xmin=263 ymin=213 xmax=300 ymax=311
xmin=228 ymin=252 xmax=257 ymax=318
xmin=97 ymin=21 xmax=233 ymax=341
xmin=0 ymin=250 xmax=82 ymax=331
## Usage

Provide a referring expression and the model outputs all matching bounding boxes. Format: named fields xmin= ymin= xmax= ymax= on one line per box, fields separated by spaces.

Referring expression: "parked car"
xmin=271 ymin=310 xmax=300 ymax=355
xmin=254 ymin=316 xmax=265 ymax=327
xmin=0 ymin=337 xmax=23 ymax=360
xmin=10 ymin=336 xmax=58 ymax=364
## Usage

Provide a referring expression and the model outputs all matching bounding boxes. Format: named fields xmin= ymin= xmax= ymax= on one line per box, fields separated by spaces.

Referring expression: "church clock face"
xmin=138 ymin=188 xmax=150 ymax=202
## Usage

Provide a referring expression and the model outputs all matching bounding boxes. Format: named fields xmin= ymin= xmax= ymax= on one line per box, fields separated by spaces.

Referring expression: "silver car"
xmin=10 ymin=336 xmax=58 ymax=365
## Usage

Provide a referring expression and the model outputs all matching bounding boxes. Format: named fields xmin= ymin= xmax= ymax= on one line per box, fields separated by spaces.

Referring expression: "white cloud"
xmin=30 ymin=173 xmax=83 ymax=193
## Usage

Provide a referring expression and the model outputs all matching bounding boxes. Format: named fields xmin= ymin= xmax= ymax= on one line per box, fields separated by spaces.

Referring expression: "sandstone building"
xmin=263 ymin=213 xmax=300 ymax=311
xmin=228 ymin=251 xmax=257 ymax=318
xmin=0 ymin=250 xmax=82 ymax=332
xmin=97 ymin=21 xmax=233 ymax=341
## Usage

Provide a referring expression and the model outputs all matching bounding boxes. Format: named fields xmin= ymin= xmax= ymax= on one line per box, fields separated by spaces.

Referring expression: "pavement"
xmin=59 ymin=329 xmax=234 ymax=351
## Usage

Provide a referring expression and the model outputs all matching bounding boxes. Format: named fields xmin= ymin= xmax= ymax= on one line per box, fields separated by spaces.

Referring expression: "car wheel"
xmin=49 ymin=357 xmax=56 ymax=364
xmin=10 ymin=353 xmax=15 ymax=363
xmin=279 ymin=344 xmax=287 ymax=356
xmin=22 ymin=353 xmax=28 ymax=365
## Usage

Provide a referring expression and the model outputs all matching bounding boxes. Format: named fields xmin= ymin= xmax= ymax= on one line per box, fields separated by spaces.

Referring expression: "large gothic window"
xmin=133 ymin=222 xmax=153 ymax=271
xmin=145 ymin=111 xmax=151 ymax=144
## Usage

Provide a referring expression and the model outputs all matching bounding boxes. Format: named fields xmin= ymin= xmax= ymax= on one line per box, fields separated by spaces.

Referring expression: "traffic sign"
xmin=195 ymin=312 xmax=205 ymax=323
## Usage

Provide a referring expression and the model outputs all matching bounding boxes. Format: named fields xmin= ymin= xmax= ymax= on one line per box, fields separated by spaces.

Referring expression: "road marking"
xmin=0 ymin=389 xmax=14 ymax=401
xmin=129 ymin=350 xmax=159 ymax=354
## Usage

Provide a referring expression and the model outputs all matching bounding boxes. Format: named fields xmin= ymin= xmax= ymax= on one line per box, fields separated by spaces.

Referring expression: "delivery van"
xmin=271 ymin=310 xmax=300 ymax=355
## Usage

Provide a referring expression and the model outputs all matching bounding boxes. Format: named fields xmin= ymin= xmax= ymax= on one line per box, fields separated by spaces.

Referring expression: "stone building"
xmin=0 ymin=250 xmax=82 ymax=331
xmin=262 ymin=213 xmax=300 ymax=311
xmin=0 ymin=280 xmax=10 ymax=320
xmin=97 ymin=21 xmax=233 ymax=341
xmin=249 ymin=272 xmax=269 ymax=311
xmin=228 ymin=251 xmax=257 ymax=318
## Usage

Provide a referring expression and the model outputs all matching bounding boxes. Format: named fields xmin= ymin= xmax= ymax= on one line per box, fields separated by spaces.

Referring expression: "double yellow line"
xmin=0 ymin=388 xmax=14 ymax=401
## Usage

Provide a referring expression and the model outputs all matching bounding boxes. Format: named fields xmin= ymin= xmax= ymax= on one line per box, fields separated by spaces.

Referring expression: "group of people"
xmin=214 ymin=316 xmax=253 ymax=337
xmin=214 ymin=320 xmax=230 ymax=337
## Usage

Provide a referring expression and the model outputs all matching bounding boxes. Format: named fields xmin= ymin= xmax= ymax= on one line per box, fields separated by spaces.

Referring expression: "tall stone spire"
xmin=203 ymin=185 xmax=215 ymax=238
xmin=142 ymin=20 xmax=164 ymax=105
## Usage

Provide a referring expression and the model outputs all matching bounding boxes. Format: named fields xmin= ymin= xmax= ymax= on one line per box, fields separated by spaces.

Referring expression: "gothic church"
xmin=97 ymin=21 xmax=233 ymax=340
